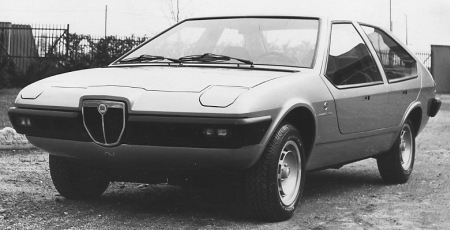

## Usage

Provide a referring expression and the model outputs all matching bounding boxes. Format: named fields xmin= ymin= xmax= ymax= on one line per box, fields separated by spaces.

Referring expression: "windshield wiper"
xmin=118 ymin=55 xmax=181 ymax=64
xmin=179 ymin=53 xmax=253 ymax=66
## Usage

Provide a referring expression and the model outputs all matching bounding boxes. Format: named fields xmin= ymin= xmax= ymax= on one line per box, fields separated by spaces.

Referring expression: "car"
xmin=8 ymin=15 xmax=441 ymax=221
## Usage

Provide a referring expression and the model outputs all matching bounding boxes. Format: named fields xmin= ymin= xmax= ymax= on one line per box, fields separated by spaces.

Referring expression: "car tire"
xmin=49 ymin=155 xmax=110 ymax=199
xmin=377 ymin=119 xmax=415 ymax=184
xmin=245 ymin=123 xmax=305 ymax=222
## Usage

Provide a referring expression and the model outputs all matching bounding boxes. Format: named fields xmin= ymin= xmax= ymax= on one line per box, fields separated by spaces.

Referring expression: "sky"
xmin=1 ymin=0 xmax=449 ymax=51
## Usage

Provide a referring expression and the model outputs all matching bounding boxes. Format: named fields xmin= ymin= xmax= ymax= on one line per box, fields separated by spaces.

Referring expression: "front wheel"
xmin=377 ymin=119 xmax=415 ymax=184
xmin=245 ymin=123 xmax=305 ymax=221
xmin=49 ymin=155 xmax=110 ymax=199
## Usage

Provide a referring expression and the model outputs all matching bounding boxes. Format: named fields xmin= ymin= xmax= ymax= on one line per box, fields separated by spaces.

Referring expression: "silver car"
xmin=8 ymin=16 xmax=441 ymax=221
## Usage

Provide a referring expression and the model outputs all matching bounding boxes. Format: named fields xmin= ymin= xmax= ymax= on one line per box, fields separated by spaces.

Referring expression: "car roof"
xmin=181 ymin=15 xmax=379 ymax=28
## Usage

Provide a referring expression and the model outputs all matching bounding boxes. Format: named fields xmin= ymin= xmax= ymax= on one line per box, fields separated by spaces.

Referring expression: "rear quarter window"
xmin=361 ymin=25 xmax=417 ymax=83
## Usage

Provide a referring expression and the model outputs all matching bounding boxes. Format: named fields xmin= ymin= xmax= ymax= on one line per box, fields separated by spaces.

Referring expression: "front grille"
xmin=82 ymin=100 xmax=125 ymax=147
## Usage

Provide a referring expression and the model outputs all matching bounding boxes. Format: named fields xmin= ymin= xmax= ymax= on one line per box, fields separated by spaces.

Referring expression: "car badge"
xmin=98 ymin=103 xmax=108 ymax=115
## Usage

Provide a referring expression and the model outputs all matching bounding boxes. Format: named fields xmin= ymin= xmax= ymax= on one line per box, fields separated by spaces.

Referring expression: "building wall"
xmin=0 ymin=22 xmax=37 ymax=72
xmin=0 ymin=22 xmax=12 ymax=56
xmin=431 ymin=45 xmax=450 ymax=94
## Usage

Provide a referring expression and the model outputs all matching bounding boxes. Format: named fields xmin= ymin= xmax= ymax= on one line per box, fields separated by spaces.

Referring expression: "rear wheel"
xmin=245 ymin=123 xmax=305 ymax=221
xmin=377 ymin=119 xmax=415 ymax=184
xmin=49 ymin=155 xmax=110 ymax=199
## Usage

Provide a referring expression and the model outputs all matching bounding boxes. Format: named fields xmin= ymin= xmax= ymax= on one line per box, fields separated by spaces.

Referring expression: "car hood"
xmin=17 ymin=66 xmax=299 ymax=112
xmin=37 ymin=66 xmax=293 ymax=92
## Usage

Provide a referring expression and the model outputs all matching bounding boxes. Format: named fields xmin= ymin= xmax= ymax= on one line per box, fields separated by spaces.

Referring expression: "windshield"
xmin=118 ymin=17 xmax=320 ymax=68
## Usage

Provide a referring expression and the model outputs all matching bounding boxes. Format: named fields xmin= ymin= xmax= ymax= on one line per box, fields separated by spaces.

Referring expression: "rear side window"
xmin=326 ymin=23 xmax=383 ymax=87
xmin=361 ymin=25 xmax=417 ymax=82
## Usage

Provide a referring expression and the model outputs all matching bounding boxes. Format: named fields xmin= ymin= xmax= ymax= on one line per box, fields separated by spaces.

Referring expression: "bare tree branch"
xmin=157 ymin=0 xmax=193 ymax=25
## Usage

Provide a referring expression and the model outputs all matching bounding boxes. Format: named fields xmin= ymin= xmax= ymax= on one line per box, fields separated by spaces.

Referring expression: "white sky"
xmin=1 ymin=0 xmax=449 ymax=51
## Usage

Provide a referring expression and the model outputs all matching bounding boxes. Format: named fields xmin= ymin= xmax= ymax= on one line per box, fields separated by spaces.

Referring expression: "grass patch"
xmin=0 ymin=88 xmax=20 ymax=129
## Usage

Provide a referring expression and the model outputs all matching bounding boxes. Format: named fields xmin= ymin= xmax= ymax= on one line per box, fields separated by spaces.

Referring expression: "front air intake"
xmin=82 ymin=100 xmax=125 ymax=147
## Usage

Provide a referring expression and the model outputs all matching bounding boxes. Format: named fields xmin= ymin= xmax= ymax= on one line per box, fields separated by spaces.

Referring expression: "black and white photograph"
xmin=1 ymin=0 xmax=449 ymax=229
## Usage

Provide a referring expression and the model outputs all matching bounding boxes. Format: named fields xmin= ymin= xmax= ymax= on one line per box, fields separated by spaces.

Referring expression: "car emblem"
xmin=98 ymin=103 xmax=108 ymax=115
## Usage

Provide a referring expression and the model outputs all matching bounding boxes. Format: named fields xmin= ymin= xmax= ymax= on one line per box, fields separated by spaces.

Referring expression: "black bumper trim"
xmin=9 ymin=107 xmax=78 ymax=118
xmin=122 ymin=116 xmax=271 ymax=149
xmin=128 ymin=114 xmax=271 ymax=125
xmin=428 ymin=98 xmax=441 ymax=117
xmin=8 ymin=107 xmax=272 ymax=149
xmin=8 ymin=107 xmax=91 ymax=141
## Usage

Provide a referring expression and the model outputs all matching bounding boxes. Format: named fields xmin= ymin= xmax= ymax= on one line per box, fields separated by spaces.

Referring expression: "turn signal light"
xmin=217 ymin=129 xmax=228 ymax=137
xmin=203 ymin=127 xmax=230 ymax=138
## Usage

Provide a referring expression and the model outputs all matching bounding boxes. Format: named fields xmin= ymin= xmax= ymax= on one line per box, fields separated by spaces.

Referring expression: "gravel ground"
xmin=0 ymin=95 xmax=449 ymax=229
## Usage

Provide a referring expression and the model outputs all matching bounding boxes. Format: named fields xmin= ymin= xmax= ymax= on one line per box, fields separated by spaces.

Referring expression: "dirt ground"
xmin=1 ymin=95 xmax=449 ymax=230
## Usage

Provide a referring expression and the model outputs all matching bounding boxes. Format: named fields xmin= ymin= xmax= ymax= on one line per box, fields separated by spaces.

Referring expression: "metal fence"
xmin=0 ymin=23 xmax=147 ymax=73
xmin=375 ymin=49 xmax=431 ymax=71
xmin=414 ymin=51 xmax=431 ymax=70
xmin=0 ymin=23 xmax=69 ymax=72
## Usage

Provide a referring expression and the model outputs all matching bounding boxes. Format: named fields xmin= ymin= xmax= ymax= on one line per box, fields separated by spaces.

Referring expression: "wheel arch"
xmin=402 ymin=102 xmax=422 ymax=137
xmin=280 ymin=106 xmax=316 ymax=162
xmin=407 ymin=107 xmax=422 ymax=137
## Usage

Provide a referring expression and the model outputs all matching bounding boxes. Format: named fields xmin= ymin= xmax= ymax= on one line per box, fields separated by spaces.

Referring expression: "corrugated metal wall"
xmin=431 ymin=45 xmax=450 ymax=94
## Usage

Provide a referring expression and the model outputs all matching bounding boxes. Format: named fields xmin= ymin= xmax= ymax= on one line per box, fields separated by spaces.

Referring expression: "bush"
xmin=0 ymin=58 xmax=25 ymax=88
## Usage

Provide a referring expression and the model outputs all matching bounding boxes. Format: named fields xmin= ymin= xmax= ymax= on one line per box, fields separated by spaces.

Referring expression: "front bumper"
xmin=9 ymin=107 xmax=272 ymax=170
xmin=27 ymin=136 xmax=264 ymax=170
xmin=9 ymin=107 xmax=271 ymax=149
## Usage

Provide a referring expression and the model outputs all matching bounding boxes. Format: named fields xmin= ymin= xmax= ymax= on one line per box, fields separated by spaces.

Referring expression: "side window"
xmin=361 ymin=25 xmax=417 ymax=82
xmin=326 ymin=24 xmax=383 ymax=87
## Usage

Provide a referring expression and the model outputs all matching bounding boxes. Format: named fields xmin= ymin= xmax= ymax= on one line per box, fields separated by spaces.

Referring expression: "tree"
xmin=158 ymin=0 xmax=194 ymax=24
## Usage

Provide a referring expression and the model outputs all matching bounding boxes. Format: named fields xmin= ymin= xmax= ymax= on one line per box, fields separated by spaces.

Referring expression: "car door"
xmin=324 ymin=23 xmax=387 ymax=134
xmin=360 ymin=25 xmax=420 ymax=127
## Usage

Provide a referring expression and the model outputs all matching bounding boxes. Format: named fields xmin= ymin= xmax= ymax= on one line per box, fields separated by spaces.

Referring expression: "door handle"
xmin=363 ymin=95 xmax=371 ymax=101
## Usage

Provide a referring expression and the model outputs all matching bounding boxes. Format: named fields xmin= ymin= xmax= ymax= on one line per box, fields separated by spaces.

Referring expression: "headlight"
xmin=199 ymin=86 xmax=248 ymax=108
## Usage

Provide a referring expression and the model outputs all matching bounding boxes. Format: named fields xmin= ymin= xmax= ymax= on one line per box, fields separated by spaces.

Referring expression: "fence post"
xmin=66 ymin=24 xmax=70 ymax=58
